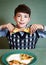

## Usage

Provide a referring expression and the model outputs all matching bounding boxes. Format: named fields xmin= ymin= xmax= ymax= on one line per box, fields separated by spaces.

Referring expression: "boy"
xmin=0 ymin=4 xmax=46 ymax=49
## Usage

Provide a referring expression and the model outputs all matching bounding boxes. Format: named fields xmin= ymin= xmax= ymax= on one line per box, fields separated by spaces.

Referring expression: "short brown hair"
xmin=14 ymin=4 xmax=31 ymax=17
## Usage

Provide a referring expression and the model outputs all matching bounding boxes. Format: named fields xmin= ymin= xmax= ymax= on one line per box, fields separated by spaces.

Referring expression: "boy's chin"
xmin=18 ymin=25 xmax=27 ymax=28
xmin=19 ymin=26 xmax=26 ymax=28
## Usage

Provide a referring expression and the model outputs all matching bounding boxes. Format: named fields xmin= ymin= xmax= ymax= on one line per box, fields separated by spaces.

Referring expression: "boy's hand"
xmin=0 ymin=23 xmax=15 ymax=32
xmin=6 ymin=23 xmax=15 ymax=32
xmin=30 ymin=24 xmax=44 ymax=34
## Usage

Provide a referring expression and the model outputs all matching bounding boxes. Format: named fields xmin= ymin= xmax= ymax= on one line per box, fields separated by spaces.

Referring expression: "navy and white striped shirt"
xmin=0 ymin=25 xmax=46 ymax=49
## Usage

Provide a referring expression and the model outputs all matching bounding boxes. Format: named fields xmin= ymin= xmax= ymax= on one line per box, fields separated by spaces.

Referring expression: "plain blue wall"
xmin=0 ymin=0 xmax=46 ymax=48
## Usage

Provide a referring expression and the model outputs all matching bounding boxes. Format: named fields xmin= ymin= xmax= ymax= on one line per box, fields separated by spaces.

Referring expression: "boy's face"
xmin=14 ymin=12 xmax=30 ymax=28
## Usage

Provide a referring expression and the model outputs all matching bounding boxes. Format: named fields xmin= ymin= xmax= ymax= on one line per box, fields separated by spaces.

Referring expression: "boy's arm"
xmin=0 ymin=29 xmax=8 ymax=37
xmin=30 ymin=24 xmax=46 ymax=38
xmin=0 ymin=25 xmax=8 ymax=37
xmin=0 ymin=23 xmax=15 ymax=37
xmin=37 ymin=26 xmax=46 ymax=38
xmin=30 ymin=24 xmax=44 ymax=34
xmin=0 ymin=23 xmax=15 ymax=32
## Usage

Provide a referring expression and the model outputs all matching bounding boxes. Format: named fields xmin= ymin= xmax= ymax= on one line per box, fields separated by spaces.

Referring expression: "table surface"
xmin=0 ymin=48 xmax=46 ymax=65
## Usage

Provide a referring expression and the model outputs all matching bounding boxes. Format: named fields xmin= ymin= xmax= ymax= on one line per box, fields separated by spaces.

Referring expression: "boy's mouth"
xmin=19 ymin=22 xmax=25 ymax=25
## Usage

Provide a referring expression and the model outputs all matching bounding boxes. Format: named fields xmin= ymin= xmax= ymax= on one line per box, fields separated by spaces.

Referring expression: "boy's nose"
xmin=20 ymin=17 xmax=24 ymax=21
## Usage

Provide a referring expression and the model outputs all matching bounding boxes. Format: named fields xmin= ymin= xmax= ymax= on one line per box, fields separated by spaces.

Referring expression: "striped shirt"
xmin=0 ymin=25 xmax=46 ymax=49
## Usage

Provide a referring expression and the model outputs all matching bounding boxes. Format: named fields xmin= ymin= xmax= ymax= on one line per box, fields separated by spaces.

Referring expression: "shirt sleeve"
xmin=37 ymin=26 xmax=46 ymax=38
xmin=0 ymin=29 xmax=8 ymax=37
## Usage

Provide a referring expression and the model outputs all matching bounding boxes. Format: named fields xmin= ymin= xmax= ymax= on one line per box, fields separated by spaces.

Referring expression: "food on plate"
xmin=20 ymin=54 xmax=34 ymax=64
xmin=20 ymin=54 xmax=33 ymax=60
xmin=6 ymin=54 xmax=34 ymax=65
xmin=8 ymin=60 xmax=27 ymax=65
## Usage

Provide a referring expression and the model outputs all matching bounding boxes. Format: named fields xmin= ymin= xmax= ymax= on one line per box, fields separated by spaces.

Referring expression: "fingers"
xmin=0 ymin=25 xmax=3 ymax=29
xmin=6 ymin=23 xmax=15 ymax=32
xmin=30 ymin=24 xmax=38 ymax=34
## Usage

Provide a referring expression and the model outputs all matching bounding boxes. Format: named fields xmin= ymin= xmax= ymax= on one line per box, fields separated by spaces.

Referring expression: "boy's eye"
xmin=24 ymin=15 xmax=28 ymax=18
xmin=17 ymin=15 xmax=20 ymax=17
